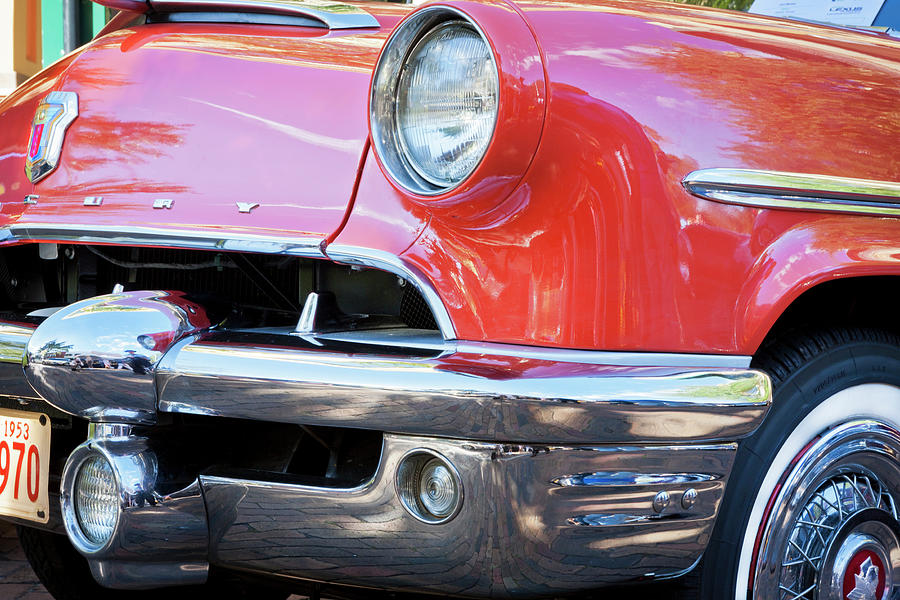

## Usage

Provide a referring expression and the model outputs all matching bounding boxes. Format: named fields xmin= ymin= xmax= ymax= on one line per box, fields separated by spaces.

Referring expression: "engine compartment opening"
xmin=0 ymin=243 xmax=439 ymax=333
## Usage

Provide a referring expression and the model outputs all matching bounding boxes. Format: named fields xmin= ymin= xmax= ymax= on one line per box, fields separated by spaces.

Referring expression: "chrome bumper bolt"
xmin=682 ymin=488 xmax=698 ymax=509
xmin=653 ymin=490 xmax=671 ymax=513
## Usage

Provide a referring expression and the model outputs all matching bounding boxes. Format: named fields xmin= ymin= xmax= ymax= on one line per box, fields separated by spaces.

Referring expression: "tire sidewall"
xmin=700 ymin=334 xmax=900 ymax=599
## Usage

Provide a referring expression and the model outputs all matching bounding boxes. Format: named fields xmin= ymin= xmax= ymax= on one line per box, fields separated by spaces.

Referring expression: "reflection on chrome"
xmin=24 ymin=291 xmax=210 ymax=424
xmin=683 ymin=168 xmax=900 ymax=217
xmin=568 ymin=513 xmax=657 ymax=527
xmin=552 ymin=470 xmax=719 ymax=487
xmin=157 ymin=330 xmax=771 ymax=444
xmin=199 ymin=434 xmax=735 ymax=595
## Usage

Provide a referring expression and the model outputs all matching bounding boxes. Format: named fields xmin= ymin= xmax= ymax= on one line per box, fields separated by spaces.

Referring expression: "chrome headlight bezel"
xmin=370 ymin=6 xmax=499 ymax=196
xmin=61 ymin=445 xmax=123 ymax=554
xmin=60 ymin=436 xmax=158 ymax=556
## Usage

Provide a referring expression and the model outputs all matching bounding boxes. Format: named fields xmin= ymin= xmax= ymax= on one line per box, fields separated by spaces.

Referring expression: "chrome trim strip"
xmin=149 ymin=0 xmax=380 ymax=29
xmin=157 ymin=331 xmax=771 ymax=444
xmin=683 ymin=168 xmax=900 ymax=217
xmin=313 ymin=328 xmax=446 ymax=351
xmin=5 ymin=223 xmax=326 ymax=256
xmin=202 ymin=434 xmax=736 ymax=594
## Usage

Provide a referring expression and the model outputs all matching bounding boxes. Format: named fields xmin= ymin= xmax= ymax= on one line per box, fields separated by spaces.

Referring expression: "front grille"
xmin=400 ymin=284 xmax=438 ymax=330
xmin=97 ymin=247 xmax=300 ymax=314
xmin=0 ymin=244 xmax=441 ymax=333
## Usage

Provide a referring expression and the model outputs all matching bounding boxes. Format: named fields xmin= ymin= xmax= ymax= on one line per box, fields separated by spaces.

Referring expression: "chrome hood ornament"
xmin=25 ymin=91 xmax=78 ymax=183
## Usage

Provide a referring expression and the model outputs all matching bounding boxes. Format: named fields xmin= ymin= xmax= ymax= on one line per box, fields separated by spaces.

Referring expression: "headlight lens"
xmin=74 ymin=456 xmax=118 ymax=545
xmin=371 ymin=8 xmax=499 ymax=195
xmin=396 ymin=22 xmax=498 ymax=188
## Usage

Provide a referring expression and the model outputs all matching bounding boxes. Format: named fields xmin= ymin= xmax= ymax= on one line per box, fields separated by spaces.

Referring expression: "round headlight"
xmin=73 ymin=455 xmax=118 ymax=546
xmin=371 ymin=8 xmax=499 ymax=195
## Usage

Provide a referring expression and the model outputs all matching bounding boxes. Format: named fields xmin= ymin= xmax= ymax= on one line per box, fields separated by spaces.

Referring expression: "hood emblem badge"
xmin=153 ymin=199 xmax=174 ymax=209
xmin=83 ymin=196 xmax=102 ymax=206
xmin=25 ymin=91 xmax=79 ymax=183
xmin=236 ymin=202 xmax=259 ymax=214
xmin=847 ymin=557 xmax=880 ymax=600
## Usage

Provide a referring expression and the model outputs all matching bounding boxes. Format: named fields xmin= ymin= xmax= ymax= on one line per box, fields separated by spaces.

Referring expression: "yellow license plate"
xmin=0 ymin=408 xmax=50 ymax=524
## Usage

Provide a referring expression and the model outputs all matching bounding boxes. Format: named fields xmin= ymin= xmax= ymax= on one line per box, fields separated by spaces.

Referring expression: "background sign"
xmin=750 ymin=0 xmax=887 ymax=26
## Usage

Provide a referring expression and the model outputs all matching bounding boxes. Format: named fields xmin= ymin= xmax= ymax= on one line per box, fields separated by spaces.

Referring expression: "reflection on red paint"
xmin=0 ymin=0 xmax=897 ymax=357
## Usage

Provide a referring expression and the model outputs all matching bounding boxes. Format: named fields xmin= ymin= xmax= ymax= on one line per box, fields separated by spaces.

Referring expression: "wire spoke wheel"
xmin=752 ymin=421 xmax=900 ymax=600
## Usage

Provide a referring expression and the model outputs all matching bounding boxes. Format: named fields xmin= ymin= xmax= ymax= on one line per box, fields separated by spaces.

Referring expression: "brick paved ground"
xmin=0 ymin=522 xmax=51 ymax=600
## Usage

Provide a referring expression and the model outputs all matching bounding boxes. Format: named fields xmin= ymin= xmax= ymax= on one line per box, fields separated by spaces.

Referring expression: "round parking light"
xmin=396 ymin=450 xmax=463 ymax=524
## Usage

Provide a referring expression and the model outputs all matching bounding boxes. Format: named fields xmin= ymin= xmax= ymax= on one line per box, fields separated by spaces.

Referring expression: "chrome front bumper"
xmin=201 ymin=434 xmax=736 ymax=596
xmin=0 ymin=292 xmax=772 ymax=596
xmin=61 ymin=428 xmax=738 ymax=595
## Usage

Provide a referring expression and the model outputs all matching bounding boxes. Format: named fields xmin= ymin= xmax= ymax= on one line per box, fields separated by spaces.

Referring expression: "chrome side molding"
xmin=683 ymin=168 xmax=900 ymax=217
xmin=148 ymin=0 xmax=380 ymax=29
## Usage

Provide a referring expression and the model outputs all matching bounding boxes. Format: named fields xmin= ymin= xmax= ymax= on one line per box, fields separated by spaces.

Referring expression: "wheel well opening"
xmin=755 ymin=275 xmax=900 ymax=356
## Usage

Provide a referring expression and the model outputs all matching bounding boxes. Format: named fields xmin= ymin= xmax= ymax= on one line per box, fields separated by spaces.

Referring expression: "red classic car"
xmin=0 ymin=0 xmax=897 ymax=598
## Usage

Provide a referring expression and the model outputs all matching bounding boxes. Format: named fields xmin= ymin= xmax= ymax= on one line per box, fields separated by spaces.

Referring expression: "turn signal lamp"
xmin=396 ymin=450 xmax=463 ymax=523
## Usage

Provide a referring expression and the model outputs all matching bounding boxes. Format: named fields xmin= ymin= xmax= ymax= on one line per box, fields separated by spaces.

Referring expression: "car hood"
xmin=17 ymin=20 xmax=402 ymax=243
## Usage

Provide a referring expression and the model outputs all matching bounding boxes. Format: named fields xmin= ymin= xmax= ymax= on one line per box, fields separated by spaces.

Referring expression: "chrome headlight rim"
xmin=370 ymin=5 xmax=499 ymax=197
xmin=60 ymin=443 xmax=123 ymax=555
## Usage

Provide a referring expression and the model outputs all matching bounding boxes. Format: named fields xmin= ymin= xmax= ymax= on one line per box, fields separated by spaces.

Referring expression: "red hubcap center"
xmin=843 ymin=549 xmax=886 ymax=600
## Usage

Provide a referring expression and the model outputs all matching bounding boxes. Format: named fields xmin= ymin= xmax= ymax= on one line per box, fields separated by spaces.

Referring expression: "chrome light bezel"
xmin=60 ymin=435 xmax=157 ymax=556
xmin=395 ymin=448 xmax=464 ymax=524
xmin=370 ymin=6 xmax=499 ymax=196
xmin=61 ymin=446 xmax=121 ymax=554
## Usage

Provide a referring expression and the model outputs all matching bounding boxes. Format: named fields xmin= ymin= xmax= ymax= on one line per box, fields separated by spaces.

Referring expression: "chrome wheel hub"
xmin=752 ymin=421 xmax=900 ymax=600
xmin=819 ymin=509 xmax=899 ymax=600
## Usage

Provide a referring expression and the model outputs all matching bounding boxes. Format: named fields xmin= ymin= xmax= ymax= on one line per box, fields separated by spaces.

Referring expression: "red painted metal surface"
xmin=0 ymin=0 xmax=898 ymax=355
xmin=383 ymin=0 xmax=900 ymax=353
xmin=17 ymin=21 xmax=391 ymax=241
xmin=0 ymin=55 xmax=80 ymax=223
